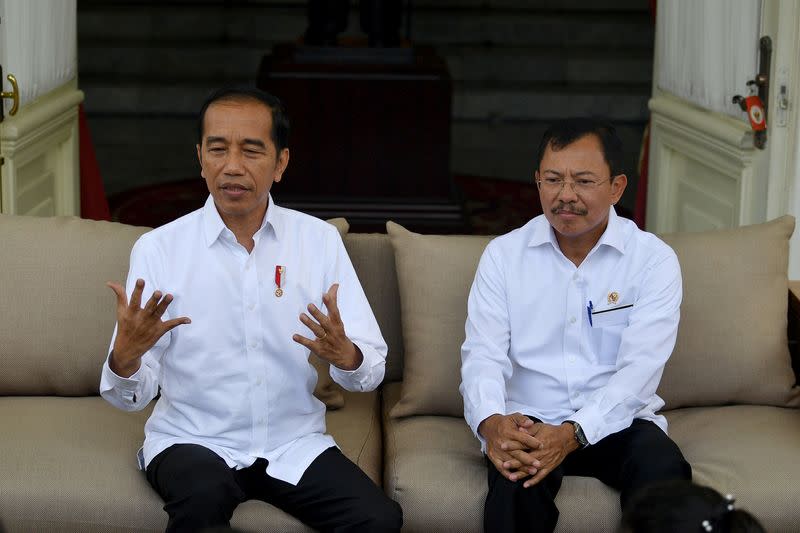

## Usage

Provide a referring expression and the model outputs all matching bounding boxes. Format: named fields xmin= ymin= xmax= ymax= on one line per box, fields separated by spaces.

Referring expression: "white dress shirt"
xmin=100 ymin=195 xmax=387 ymax=485
xmin=460 ymin=208 xmax=681 ymax=449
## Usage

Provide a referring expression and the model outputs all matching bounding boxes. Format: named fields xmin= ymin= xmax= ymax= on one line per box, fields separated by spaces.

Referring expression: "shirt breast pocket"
xmin=590 ymin=305 xmax=632 ymax=366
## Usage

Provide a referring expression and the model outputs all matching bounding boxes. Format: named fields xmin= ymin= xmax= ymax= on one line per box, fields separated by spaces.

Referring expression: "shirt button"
xmin=257 ymin=417 xmax=264 ymax=424
xmin=250 ymin=341 xmax=257 ymax=348
xmin=572 ymin=273 xmax=579 ymax=281
xmin=245 ymin=263 xmax=251 ymax=271
xmin=569 ymin=316 xmax=576 ymax=324
xmin=256 ymin=377 xmax=262 ymax=386
xmin=248 ymin=303 xmax=255 ymax=311
xmin=568 ymin=355 xmax=577 ymax=363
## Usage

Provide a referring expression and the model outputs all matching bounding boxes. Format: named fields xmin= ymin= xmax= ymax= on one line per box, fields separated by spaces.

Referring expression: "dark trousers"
xmin=146 ymin=444 xmax=402 ymax=533
xmin=484 ymin=419 xmax=692 ymax=533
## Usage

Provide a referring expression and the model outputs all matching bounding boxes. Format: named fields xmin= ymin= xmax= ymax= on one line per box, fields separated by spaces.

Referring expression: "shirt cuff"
xmin=468 ymin=404 xmax=506 ymax=454
xmin=567 ymin=405 xmax=604 ymax=445
xmin=328 ymin=341 xmax=373 ymax=382
xmin=101 ymin=354 xmax=144 ymax=393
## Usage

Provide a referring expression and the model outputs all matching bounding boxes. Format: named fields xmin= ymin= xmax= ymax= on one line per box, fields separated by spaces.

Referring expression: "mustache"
xmin=551 ymin=203 xmax=588 ymax=216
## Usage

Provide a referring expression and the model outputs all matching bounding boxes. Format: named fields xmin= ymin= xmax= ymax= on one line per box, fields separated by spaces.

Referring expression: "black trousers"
xmin=146 ymin=444 xmax=402 ymax=533
xmin=484 ymin=419 xmax=692 ymax=533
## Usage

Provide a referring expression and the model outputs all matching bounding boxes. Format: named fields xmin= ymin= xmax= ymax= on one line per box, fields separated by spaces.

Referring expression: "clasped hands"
xmin=108 ymin=279 xmax=362 ymax=378
xmin=479 ymin=413 xmax=579 ymax=488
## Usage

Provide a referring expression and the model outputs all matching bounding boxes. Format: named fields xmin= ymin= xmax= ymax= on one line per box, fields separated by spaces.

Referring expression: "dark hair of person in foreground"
xmin=619 ymin=480 xmax=766 ymax=533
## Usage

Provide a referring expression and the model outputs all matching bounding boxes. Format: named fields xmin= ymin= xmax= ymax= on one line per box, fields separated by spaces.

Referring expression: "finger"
xmin=153 ymin=293 xmax=174 ymax=317
xmin=500 ymin=439 xmax=530 ymax=452
xmin=523 ymin=467 xmax=550 ymax=489
xmin=292 ymin=333 xmax=320 ymax=352
xmin=517 ymin=432 xmax=544 ymax=451
xmin=510 ymin=469 xmax=531 ymax=482
xmin=299 ymin=313 xmax=326 ymax=338
xmin=307 ymin=303 xmax=332 ymax=330
xmin=322 ymin=283 xmax=342 ymax=322
xmin=143 ymin=290 xmax=163 ymax=314
xmin=106 ymin=282 xmax=128 ymax=308
xmin=500 ymin=424 xmax=542 ymax=451
xmin=163 ymin=316 xmax=191 ymax=331
xmin=510 ymin=413 xmax=534 ymax=428
xmin=129 ymin=279 xmax=145 ymax=309
xmin=508 ymin=449 xmax=541 ymax=469
xmin=489 ymin=455 xmax=514 ymax=479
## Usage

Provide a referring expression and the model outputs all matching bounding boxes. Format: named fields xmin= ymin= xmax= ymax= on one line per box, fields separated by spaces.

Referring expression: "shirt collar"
xmin=527 ymin=206 xmax=626 ymax=254
xmin=202 ymin=194 xmax=282 ymax=247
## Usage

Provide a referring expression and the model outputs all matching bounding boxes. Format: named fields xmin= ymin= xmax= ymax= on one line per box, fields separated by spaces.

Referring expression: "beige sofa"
xmin=1 ymin=213 xmax=799 ymax=532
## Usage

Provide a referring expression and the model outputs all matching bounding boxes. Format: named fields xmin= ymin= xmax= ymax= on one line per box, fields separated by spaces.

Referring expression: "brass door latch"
xmin=0 ymin=65 xmax=19 ymax=121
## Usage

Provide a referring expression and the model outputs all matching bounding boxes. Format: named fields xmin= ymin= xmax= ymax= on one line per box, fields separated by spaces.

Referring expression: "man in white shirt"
xmin=100 ymin=87 xmax=402 ymax=533
xmin=460 ymin=118 xmax=691 ymax=533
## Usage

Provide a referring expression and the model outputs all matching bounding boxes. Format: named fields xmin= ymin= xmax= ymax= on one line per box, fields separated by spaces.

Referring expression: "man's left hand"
xmin=519 ymin=422 xmax=580 ymax=488
xmin=293 ymin=283 xmax=363 ymax=371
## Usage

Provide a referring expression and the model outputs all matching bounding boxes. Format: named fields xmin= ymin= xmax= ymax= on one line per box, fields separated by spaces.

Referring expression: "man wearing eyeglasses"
xmin=460 ymin=118 xmax=691 ymax=533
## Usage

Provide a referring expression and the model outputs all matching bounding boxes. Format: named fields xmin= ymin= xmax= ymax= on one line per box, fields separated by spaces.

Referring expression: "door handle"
xmin=1 ymin=72 xmax=20 ymax=120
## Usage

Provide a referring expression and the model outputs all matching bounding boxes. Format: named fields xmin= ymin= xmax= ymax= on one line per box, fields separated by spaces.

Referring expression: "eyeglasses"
xmin=535 ymin=177 xmax=613 ymax=193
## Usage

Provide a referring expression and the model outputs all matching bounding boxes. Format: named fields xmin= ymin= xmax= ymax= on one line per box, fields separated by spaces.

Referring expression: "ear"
xmin=610 ymin=174 xmax=628 ymax=204
xmin=273 ymin=148 xmax=290 ymax=183
xmin=196 ymin=144 xmax=204 ymax=178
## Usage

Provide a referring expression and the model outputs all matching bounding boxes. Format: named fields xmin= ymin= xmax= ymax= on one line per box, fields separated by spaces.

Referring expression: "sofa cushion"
xmin=386 ymin=221 xmax=492 ymax=418
xmin=0 ymin=214 xmax=348 ymax=409
xmin=342 ymin=233 xmax=405 ymax=383
xmin=384 ymin=382 xmax=800 ymax=532
xmin=658 ymin=216 xmax=800 ymax=409
xmin=382 ymin=383 xmax=621 ymax=533
xmin=0 ymin=215 xmax=149 ymax=397
xmin=0 ymin=390 xmax=379 ymax=532
xmin=665 ymin=404 xmax=800 ymax=533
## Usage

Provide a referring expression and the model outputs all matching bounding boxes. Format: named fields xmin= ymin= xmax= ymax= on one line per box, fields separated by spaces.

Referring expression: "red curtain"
xmin=78 ymin=103 xmax=111 ymax=221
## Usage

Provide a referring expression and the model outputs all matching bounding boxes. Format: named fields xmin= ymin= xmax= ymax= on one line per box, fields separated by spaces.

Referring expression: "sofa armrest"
xmin=787 ymin=282 xmax=800 ymax=385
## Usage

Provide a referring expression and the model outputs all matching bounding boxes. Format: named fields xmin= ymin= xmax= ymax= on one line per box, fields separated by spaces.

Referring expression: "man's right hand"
xmin=107 ymin=278 xmax=191 ymax=378
xmin=479 ymin=413 xmax=544 ymax=482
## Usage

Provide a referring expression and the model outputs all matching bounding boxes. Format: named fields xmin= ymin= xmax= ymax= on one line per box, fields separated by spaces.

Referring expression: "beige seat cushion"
xmin=0 ymin=214 xmax=347 ymax=409
xmin=0 ymin=390 xmax=379 ymax=533
xmin=386 ymin=221 xmax=492 ymax=417
xmin=665 ymin=405 xmax=800 ymax=533
xmin=658 ymin=216 xmax=800 ymax=409
xmin=382 ymin=383 xmax=621 ymax=533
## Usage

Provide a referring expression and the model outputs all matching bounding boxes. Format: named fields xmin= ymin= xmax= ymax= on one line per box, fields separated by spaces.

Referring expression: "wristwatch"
xmin=565 ymin=420 xmax=589 ymax=448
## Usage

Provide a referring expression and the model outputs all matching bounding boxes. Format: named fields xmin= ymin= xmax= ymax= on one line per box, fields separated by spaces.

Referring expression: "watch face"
xmin=571 ymin=422 xmax=588 ymax=447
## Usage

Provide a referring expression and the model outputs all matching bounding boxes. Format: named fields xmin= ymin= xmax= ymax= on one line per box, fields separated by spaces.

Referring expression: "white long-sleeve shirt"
xmin=460 ymin=208 xmax=681 ymax=449
xmin=100 ymin=195 xmax=387 ymax=485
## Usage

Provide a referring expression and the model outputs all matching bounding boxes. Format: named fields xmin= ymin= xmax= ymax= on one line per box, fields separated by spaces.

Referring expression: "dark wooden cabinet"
xmin=257 ymin=45 xmax=465 ymax=232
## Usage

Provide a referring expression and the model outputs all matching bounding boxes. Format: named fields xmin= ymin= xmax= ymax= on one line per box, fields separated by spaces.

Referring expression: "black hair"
xmin=197 ymin=86 xmax=290 ymax=152
xmin=619 ymin=481 xmax=766 ymax=533
xmin=536 ymin=117 xmax=624 ymax=177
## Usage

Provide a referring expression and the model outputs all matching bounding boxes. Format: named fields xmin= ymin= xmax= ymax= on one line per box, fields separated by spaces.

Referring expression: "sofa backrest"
xmin=372 ymin=217 xmax=800 ymax=420
xmin=343 ymin=233 xmax=404 ymax=383
xmin=0 ymin=214 xmax=149 ymax=396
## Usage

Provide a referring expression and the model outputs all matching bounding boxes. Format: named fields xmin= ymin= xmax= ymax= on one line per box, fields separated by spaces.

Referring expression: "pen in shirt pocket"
xmin=587 ymin=300 xmax=593 ymax=326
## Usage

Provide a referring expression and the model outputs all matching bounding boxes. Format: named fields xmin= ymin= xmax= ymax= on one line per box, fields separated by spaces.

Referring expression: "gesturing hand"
xmin=107 ymin=278 xmax=191 ymax=377
xmin=479 ymin=413 xmax=544 ymax=483
xmin=292 ymin=283 xmax=363 ymax=371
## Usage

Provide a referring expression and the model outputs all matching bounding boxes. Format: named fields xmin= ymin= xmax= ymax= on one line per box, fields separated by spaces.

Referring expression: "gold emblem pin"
xmin=275 ymin=288 xmax=283 ymax=297
xmin=608 ymin=291 xmax=619 ymax=305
